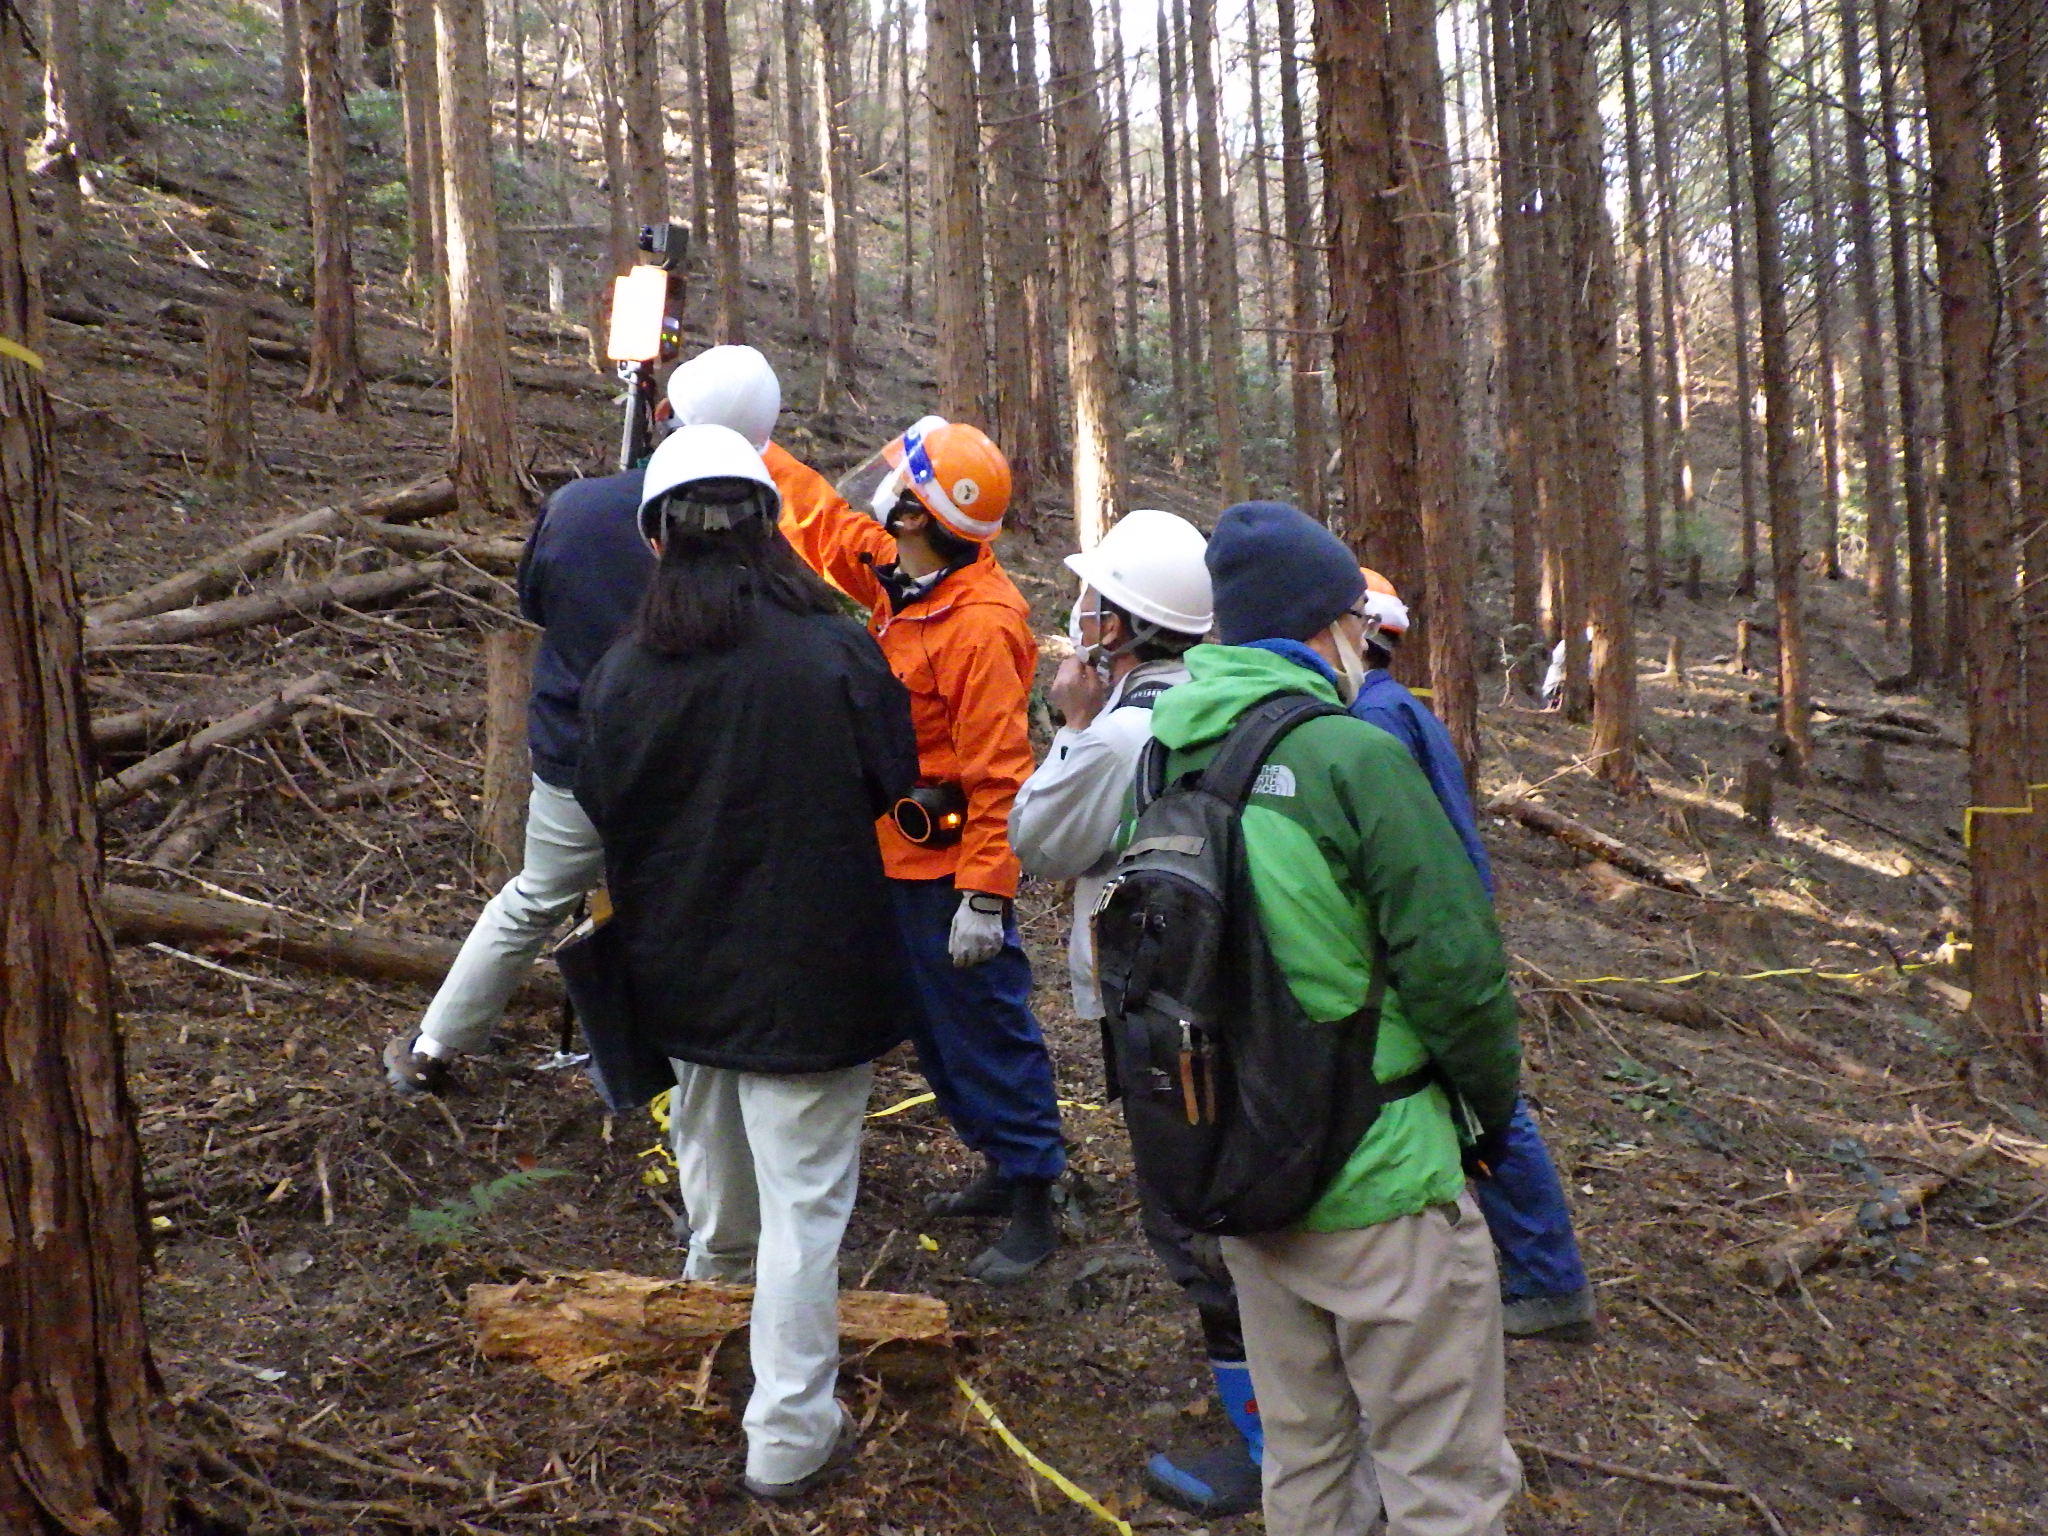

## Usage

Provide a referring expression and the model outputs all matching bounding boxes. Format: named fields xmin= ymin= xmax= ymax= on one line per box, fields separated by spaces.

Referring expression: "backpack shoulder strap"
xmin=1201 ymin=692 xmax=1348 ymax=808
xmin=1118 ymin=679 xmax=1173 ymax=712
xmin=1134 ymin=736 xmax=1170 ymax=814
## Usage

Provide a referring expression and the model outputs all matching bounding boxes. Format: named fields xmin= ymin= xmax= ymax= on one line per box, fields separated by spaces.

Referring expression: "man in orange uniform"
xmin=768 ymin=417 xmax=1065 ymax=1284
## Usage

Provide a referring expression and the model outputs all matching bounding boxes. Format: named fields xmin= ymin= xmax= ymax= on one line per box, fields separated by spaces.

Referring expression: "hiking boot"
xmin=926 ymin=1157 xmax=1015 ymax=1220
xmin=1502 ymin=1284 xmax=1598 ymax=1343
xmin=742 ymin=1404 xmax=858 ymax=1502
xmin=965 ymin=1177 xmax=1057 ymax=1284
xmin=1144 ymin=1439 xmax=1263 ymax=1519
xmin=382 ymin=1033 xmax=452 ymax=1096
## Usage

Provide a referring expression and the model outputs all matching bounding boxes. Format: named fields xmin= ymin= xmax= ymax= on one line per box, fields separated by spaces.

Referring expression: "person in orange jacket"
xmin=766 ymin=415 xmax=1065 ymax=1284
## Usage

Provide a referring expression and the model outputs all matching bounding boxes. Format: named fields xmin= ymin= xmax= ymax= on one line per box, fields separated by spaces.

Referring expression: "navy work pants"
xmin=889 ymin=878 xmax=1066 ymax=1183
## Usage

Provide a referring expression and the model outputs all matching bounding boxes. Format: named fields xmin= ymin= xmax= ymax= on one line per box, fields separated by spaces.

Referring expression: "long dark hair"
xmin=636 ymin=517 xmax=841 ymax=656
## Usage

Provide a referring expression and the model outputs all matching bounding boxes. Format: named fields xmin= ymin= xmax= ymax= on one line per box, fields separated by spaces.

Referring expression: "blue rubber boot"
xmin=1142 ymin=1360 xmax=1263 ymax=1518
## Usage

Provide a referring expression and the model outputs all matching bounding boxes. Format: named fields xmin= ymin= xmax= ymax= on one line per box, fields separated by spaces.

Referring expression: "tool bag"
xmin=551 ymin=892 xmax=678 ymax=1112
xmin=1093 ymin=692 xmax=1434 ymax=1235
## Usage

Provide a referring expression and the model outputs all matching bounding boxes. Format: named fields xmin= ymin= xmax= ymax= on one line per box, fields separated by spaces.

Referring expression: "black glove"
xmin=1462 ymin=1122 xmax=1513 ymax=1181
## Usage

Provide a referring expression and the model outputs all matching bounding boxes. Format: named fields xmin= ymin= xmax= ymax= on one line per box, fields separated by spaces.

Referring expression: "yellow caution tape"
xmin=954 ymin=1376 xmax=1134 ymax=1536
xmin=868 ymin=1090 xmax=937 ymax=1119
xmin=1557 ymin=960 xmax=1933 ymax=988
xmin=1962 ymin=782 xmax=2048 ymax=848
xmin=0 ymin=335 xmax=45 ymax=371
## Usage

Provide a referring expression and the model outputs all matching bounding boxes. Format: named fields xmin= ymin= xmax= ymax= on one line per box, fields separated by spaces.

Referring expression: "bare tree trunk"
xmin=980 ymin=0 xmax=1038 ymax=510
xmin=397 ymin=0 xmax=448 ymax=341
xmin=281 ymin=0 xmax=307 ymax=105
xmin=591 ymin=0 xmax=636 ymax=277
xmin=1620 ymin=0 xmax=1663 ymax=606
xmin=1276 ymin=0 xmax=1323 ymax=510
xmin=1644 ymin=0 xmax=1694 ymax=575
xmin=624 ymin=0 xmax=669 ymax=226
xmin=204 ymin=301 xmax=253 ymax=481
xmin=1920 ymin=0 xmax=2045 ymax=1077
xmin=928 ymin=0 xmax=988 ymax=419
xmin=1189 ymin=0 xmax=1245 ymax=500
xmin=899 ymin=0 xmax=916 ymax=319
xmin=1049 ymin=0 xmax=1123 ymax=546
xmin=1714 ymin=0 xmax=1760 ymax=597
xmin=1840 ymin=0 xmax=1899 ymax=632
xmin=704 ymin=0 xmax=744 ymax=340
xmin=783 ymin=0 xmax=816 ymax=334
xmin=1553 ymin=0 xmax=1636 ymax=788
xmin=818 ymin=0 xmax=860 ymax=396
xmin=39 ymin=0 xmax=103 ymax=164
xmin=1011 ymin=0 xmax=1061 ymax=500
xmin=1247 ymin=0 xmax=1279 ymax=393
xmin=301 ymin=0 xmax=366 ymax=413
xmin=1112 ymin=1 xmax=1139 ymax=376
xmin=436 ymin=0 xmax=529 ymax=517
xmin=687 ymin=0 xmax=710 ymax=239
xmin=1800 ymin=0 xmax=1846 ymax=580
xmin=1745 ymin=0 xmax=1813 ymax=778
xmin=1490 ymin=0 xmax=1540 ymax=651
xmin=1158 ymin=0 xmax=1191 ymax=446
xmin=0 ymin=26 xmax=161 ymax=1530
xmin=1874 ymin=0 xmax=1938 ymax=678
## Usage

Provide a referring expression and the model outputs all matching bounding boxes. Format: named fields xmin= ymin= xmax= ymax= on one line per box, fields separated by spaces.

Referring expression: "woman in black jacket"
xmin=577 ymin=423 xmax=918 ymax=1501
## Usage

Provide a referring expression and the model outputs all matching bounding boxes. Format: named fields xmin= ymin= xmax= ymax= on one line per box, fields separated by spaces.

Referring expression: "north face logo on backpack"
xmin=1252 ymin=763 xmax=1297 ymax=798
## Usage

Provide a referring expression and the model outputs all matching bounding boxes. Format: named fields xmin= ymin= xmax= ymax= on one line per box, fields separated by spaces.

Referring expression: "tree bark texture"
xmin=624 ymin=0 xmax=669 ymax=227
xmin=1188 ymin=0 xmax=1245 ymax=503
xmin=1713 ymin=0 xmax=1761 ymax=597
xmin=783 ymin=0 xmax=817 ymax=334
xmin=1048 ymin=0 xmax=1122 ymax=547
xmin=817 ymin=0 xmax=860 ymax=394
xmin=0 ymin=27 xmax=161 ymax=1528
xmin=1158 ymin=0 xmax=1190 ymax=444
xmin=204 ymin=301 xmax=253 ymax=480
xmin=397 ymin=0 xmax=448 ymax=338
xmin=704 ymin=0 xmax=745 ymax=341
xmin=435 ymin=0 xmax=528 ymax=517
xmin=1643 ymin=0 xmax=1693 ymax=572
xmin=1799 ymin=0 xmax=1845 ymax=580
xmin=1619 ymin=2 xmax=1663 ymax=605
xmin=480 ymin=629 xmax=537 ymax=886
xmin=927 ymin=0 xmax=988 ymax=419
xmin=1918 ymin=0 xmax=2046 ymax=1075
xmin=1489 ymin=0 xmax=1541 ymax=651
xmin=1744 ymin=0 xmax=1813 ymax=778
xmin=979 ymin=0 xmax=1038 ymax=511
xmin=1276 ymin=0 xmax=1324 ymax=510
xmin=281 ymin=0 xmax=307 ymax=104
xmin=1839 ymin=0 xmax=1899 ymax=632
xmin=301 ymin=0 xmax=366 ymax=413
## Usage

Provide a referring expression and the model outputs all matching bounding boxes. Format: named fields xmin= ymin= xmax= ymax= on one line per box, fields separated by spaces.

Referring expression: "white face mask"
xmin=1331 ymin=619 xmax=1369 ymax=706
xmin=1069 ymin=590 xmax=1112 ymax=679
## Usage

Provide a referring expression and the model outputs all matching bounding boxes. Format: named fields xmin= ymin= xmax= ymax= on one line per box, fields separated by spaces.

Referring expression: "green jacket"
xmin=1147 ymin=644 xmax=1522 ymax=1231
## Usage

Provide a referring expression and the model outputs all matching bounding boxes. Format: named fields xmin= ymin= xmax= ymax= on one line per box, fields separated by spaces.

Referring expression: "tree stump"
xmin=1740 ymin=758 xmax=1774 ymax=831
xmin=1857 ymin=737 xmax=1890 ymax=792
xmin=1735 ymin=616 xmax=1755 ymax=675
xmin=1663 ymin=633 xmax=1686 ymax=685
xmin=480 ymin=628 xmax=539 ymax=886
xmin=203 ymin=301 xmax=252 ymax=481
xmin=1685 ymin=550 xmax=1703 ymax=601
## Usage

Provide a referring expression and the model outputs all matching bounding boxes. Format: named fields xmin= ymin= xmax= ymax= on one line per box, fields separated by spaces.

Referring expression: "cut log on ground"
xmin=1486 ymin=796 xmax=1707 ymax=897
xmin=101 ymin=884 xmax=559 ymax=1002
xmin=86 ymin=477 xmax=457 ymax=627
xmin=343 ymin=521 xmax=524 ymax=570
xmin=87 ymin=561 xmax=448 ymax=651
xmin=93 ymin=687 xmax=249 ymax=756
xmin=467 ymin=1270 xmax=955 ymax=1390
xmin=1712 ymin=1139 xmax=1995 ymax=1290
xmin=96 ymin=671 xmax=338 ymax=810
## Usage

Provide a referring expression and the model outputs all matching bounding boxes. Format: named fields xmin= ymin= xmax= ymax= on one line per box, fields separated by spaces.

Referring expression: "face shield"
xmin=835 ymin=415 xmax=949 ymax=526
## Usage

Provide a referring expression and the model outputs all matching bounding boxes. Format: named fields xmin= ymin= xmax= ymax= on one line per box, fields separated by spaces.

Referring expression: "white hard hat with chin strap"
xmin=1064 ymin=507 xmax=1213 ymax=634
xmin=638 ymin=423 xmax=782 ymax=544
xmin=665 ymin=345 xmax=783 ymax=451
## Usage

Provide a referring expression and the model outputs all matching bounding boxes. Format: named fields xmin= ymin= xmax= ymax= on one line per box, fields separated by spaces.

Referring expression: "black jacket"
xmin=518 ymin=473 xmax=654 ymax=787
xmin=575 ymin=606 xmax=920 ymax=1073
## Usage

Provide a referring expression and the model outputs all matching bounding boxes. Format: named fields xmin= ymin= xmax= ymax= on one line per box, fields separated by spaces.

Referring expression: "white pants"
xmin=417 ymin=777 xmax=604 ymax=1055
xmin=670 ymin=1059 xmax=873 ymax=1485
xmin=1223 ymin=1194 xmax=1520 ymax=1536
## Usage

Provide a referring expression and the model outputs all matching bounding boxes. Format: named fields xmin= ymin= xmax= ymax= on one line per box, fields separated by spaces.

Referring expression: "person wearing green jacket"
xmin=1149 ymin=501 xmax=1523 ymax=1536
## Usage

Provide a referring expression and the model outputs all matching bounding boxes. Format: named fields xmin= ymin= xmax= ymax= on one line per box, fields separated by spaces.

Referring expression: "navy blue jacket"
xmin=1350 ymin=669 xmax=1496 ymax=895
xmin=517 ymin=472 xmax=654 ymax=787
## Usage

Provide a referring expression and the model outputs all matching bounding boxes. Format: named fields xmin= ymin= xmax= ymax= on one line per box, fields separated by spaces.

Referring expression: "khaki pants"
xmin=1222 ymin=1193 xmax=1521 ymax=1536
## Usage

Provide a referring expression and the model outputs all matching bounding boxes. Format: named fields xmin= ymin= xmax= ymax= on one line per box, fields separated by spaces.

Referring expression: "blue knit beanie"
xmin=1207 ymin=501 xmax=1366 ymax=645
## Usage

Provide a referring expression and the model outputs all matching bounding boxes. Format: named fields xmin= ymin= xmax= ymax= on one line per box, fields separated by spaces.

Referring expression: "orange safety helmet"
xmin=887 ymin=420 xmax=1014 ymax=541
xmin=1357 ymin=566 xmax=1411 ymax=639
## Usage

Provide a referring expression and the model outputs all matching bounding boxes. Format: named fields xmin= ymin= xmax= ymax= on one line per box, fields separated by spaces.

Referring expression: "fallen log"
xmin=97 ymin=672 xmax=338 ymax=810
xmin=1712 ymin=1139 xmax=1994 ymax=1290
xmin=467 ymin=1270 xmax=954 ymax=1390
xmin=87 ymin=477 xmax=457 ymax=627
xmin=345 ymin=521 xmax=525 ymax=570
xmin=93 ymin=688 xmax=245 ymax=756
xmin=100 ymin=884 xmax=559 ymax=1002
xmin=1486 ymin=795 xmax=1707 ymax=897
xmin=1583 ymin=982 xmax=1731 ymax=1031
xmin=87 ymin=560 xmax=449 ymax=651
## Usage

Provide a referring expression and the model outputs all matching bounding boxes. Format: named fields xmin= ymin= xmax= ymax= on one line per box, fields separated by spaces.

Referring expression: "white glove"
xmin=948 ymin=892 xmax=1007 ymax=968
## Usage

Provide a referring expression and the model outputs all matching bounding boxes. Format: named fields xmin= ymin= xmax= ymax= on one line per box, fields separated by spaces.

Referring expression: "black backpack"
xmin=1092 ymin=692 xmax=1436 ymax=1235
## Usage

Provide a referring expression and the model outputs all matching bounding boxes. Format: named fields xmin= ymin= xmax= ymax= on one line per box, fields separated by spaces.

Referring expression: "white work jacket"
xmin=1008 ymin=658 xmax=1190 ymax=1019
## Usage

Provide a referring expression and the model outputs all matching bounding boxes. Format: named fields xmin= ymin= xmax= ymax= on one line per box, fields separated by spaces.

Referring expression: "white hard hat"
xmin=638 ymin=423 xmax=781 ymax=543
xmin=666 ymin=344 xmax=782 ymax=451
xmin=1063 ymin=509 xmax=1213 ymax=635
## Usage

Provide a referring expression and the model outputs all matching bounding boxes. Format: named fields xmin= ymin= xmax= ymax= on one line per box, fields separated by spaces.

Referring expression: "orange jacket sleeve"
xmin=764 ymin=441 xmax=889 ymax=613
xmin=929 ymin=602 xmax=1038 ymax=898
